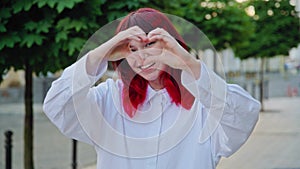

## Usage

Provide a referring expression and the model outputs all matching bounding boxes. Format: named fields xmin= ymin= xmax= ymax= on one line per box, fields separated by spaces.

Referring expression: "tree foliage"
xmin=143 ymin=0 xmax=255 ymax=52
xmin=234 ymin=0 xmax=300 ymax=111
xmin=0 ymin=1 xmax=104 ymax=169
xmin=237 ymin=0 xmax=300 ymax=59
xmin=0 ymin=0 xmax=256 ymax=80
xmin=1 ymin=0 xmax=105 ymax=81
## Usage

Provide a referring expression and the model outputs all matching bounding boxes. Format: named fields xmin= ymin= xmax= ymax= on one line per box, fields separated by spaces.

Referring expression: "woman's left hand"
xmin=145 ymin=28 xmax=200 ymax=78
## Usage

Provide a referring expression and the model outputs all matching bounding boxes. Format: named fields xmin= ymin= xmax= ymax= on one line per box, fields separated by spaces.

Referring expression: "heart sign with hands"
xmin=144 ymin=28 xmax=201 ymax=79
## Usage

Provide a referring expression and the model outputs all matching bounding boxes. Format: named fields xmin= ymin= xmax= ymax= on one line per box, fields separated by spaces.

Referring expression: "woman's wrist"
xmin=182 ymin=56 xmax=201 ymax=80
xmin=86 ymin=44 xmax=109 ymax=75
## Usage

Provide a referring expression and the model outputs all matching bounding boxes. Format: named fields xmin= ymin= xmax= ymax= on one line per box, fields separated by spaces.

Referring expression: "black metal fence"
xmin=4 ymin=130 xmax=13 ymax=169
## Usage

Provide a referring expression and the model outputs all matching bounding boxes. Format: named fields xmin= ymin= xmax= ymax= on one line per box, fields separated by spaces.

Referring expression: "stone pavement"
xmin=0 ymin=103 xmax=96 ymax=169
xmin=1 ymin=97 xmax=299 ymax=169
xmin=218 ymin=97 xmax=300 ymax=169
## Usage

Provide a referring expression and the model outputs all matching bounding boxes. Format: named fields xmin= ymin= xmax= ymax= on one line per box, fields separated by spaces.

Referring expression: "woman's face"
xmin=125 ymin=39 xmax=167 ymax=82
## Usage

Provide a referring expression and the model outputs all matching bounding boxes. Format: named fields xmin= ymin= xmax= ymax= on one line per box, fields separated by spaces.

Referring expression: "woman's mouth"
xmin=139 ymin=63 xmax=155 ymax=70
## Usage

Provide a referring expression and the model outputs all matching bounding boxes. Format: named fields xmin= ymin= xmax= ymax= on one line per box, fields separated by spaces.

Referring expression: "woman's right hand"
xmin=103 ymin=26 xmax=147 ymax=61
xmin=87 ymin=26 xmax=146 ymax=75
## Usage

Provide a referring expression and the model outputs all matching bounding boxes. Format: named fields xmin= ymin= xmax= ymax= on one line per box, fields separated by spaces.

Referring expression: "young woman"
xmin=43 ymin=8 xmax=260 ymax=169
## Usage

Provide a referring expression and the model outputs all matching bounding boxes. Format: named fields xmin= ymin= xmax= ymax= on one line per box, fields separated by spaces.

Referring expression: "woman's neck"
xmin=149 ymin=79 xmax=164 ymax=91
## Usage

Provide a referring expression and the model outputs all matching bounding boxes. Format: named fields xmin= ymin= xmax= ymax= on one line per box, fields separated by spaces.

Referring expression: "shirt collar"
xmin=144 ymin=85 xmax=169 ymax=105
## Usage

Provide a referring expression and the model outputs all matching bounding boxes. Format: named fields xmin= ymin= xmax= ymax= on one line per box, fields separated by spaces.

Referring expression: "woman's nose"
xmin=133 ymin=52 xmax=145 ymax=67
xmin=141 ymin=53 xmax=149 ymax=60
xmin=138 ymin=49 xmax=148 ymax=60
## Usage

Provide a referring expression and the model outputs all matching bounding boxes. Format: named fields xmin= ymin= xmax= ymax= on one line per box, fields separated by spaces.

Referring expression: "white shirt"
xmin=43 ymin=54 xmax=260 ymax=169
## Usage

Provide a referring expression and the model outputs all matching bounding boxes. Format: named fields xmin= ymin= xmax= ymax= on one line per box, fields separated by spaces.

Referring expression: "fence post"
xmin=264 ymin=80 xmax=269 ymax=99
xmin=252 ymin=81 xmax=256 ymax=99
xmin=5 ymin=130 xmax=13 ymax=169
xmin=71 ymin=139 xmax=77 ymax=169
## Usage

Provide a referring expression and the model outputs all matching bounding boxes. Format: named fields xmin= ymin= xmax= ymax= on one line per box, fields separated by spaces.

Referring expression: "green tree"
xmin=193 ymin=0 xmax=254 ymax=71
xmin=0 ymin=0 xmax=104 ymax=168
xmin=236 ymin=0 xmax=300 ymax=110
xmin=146 ymin=0 xmax=254 ymax=71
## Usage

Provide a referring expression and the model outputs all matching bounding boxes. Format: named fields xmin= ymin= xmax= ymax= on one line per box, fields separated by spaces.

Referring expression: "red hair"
xmin=112 ymin=8 xmax=195 ymax=117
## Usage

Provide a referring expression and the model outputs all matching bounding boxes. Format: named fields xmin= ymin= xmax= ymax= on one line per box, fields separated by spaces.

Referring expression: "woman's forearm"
xmin=86 ymin=42 xmax=111 ymax=76
xmin=181 ymin=54 xmax=201 ymax=80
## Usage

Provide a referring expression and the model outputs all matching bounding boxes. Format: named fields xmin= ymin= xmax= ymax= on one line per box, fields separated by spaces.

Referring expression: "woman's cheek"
xmin=126 ymin=54 xmax=138 ymax=67
xmin=125 ymin=55 xmax=141 ymax=75
xmin=146 ymin=47 xmax=163 ymax=56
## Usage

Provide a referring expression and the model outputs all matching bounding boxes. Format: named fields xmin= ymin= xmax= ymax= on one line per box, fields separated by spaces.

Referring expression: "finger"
xmin=119 ymin=26 xmax=145 ymax=43
xmin=148 ymin=32 xmax=174 ymax=43
xmin=148 ymin=34 xmax=176 ymax=51
xmin=136 ymin=33 xmax=148 ymax=42
xmin=148 ymin=34 xmax=166 ymax=43
xmin=126 ymin=35 xmax=141 ymax=42
xmin=126 ymin=32 xmax=147 ymax=43
xmin=147 ymin=27 xmax=165 ymax=37
xmin=129 ymin=26 xmax=148 ymax=41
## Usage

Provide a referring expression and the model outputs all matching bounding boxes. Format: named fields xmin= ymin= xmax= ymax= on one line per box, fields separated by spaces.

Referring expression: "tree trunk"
xmin=24 ymin=60 xmax=34 ymax=169
xmin=259 ymin=58 xmax=265 ymax=112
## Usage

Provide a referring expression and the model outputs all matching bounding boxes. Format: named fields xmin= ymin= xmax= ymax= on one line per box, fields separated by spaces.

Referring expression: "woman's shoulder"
xmin=92 ymin=78 xmax=123 ymax=112
xmin=94 ymin=78 xmax=123 ymax=93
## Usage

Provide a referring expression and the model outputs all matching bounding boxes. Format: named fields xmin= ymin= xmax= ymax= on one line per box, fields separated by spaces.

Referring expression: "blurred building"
xmin=1 ymin=45 xmax=299 ymax=103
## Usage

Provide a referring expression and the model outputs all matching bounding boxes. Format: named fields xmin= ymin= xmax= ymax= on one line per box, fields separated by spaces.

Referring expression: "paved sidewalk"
xmin=1 ymin=97 xmax=299 ymax=169
xmin=83 ymin=97 xmax=300 ymax=169
xmin=218 ymin=97 xmax=300 ymax=169
xmin=0 ymin=103 xmax=96 ymax=169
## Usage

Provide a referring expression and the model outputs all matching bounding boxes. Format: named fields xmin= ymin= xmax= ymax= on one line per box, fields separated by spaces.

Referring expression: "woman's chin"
xmin=139 ymin=70 xmax=160 ymax=81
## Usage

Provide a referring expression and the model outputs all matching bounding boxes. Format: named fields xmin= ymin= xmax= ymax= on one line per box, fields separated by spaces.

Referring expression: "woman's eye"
xmin=129 ymin=46 xmax=137 ymax=52
xmin=130 ymin=48 xmax=137 ymax=52
xmin=145 ymin=41 xmax=156 ymax=47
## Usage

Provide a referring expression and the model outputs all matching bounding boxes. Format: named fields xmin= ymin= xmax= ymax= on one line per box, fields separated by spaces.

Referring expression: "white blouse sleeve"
xmin=43 ymin=54 xmax=108 ymax=145
xmin=181 ymin=62 xmax=260 ymax=162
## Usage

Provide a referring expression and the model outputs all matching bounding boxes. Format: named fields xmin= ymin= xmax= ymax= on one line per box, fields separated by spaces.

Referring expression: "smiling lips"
xmin=139 ymin=62 xmax=155 ymax=70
